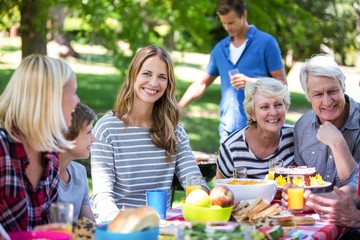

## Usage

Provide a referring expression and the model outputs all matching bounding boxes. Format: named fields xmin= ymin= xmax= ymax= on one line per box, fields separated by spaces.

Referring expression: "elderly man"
xmin=282 ymin=54 xmax=360 ymax=232
xmin=294 ymin=54 xmax=360 ymax=193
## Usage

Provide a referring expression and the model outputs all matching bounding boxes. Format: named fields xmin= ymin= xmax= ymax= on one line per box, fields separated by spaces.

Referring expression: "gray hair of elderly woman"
xmin=299 ymin=54 xmax=346 ymax=100
xmin=244 ymin=77 xmax=290 ymax=127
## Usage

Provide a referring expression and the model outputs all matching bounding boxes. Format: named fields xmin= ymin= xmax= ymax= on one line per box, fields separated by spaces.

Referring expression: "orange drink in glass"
xmin=268 ymin=168 xmax=276 ymax=180
xmin=185 ymin=185 xmax=202 ymax=196
xmin=185 ymin=176 xmax=203 ymax=196
xmin=288 ymin=187 xmax=304 ymax=210
xmin=287 ymin=175 xmax=305 ymax=213
xmin=268 ymin=158 xmax=283 ymax=180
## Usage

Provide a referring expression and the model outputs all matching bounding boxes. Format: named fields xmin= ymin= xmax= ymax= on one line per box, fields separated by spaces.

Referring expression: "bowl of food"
xmin=182 ymin=203 xmax=233 ymax=223
xmin=95 ymin=206 xmax=160 ymax=240
xmin=214 ymin=178 xmax=277 ymax=203
xmin=9 ymin=231 xmax=71 ymax=240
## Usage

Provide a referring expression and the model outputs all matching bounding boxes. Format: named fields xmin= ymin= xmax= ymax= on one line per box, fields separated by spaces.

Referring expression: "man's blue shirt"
xmin=206 ymin=25 xmax=284 ymax=133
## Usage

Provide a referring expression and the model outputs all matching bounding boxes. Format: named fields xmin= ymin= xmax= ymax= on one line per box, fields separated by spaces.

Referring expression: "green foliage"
xmin=0 ymin=4 xmax=20 ymax=31
xmin=246 ymin=0 xmax=322 ymax=61
xmin=1 ymin=0 xmax=359 ymax=66
xmin=0 ymin=39 xmax=312 ymax=155
xmin=295 ymin=0 xmax=359 ymax=64
xmin=78 ymin=0 xmax=216 ymax=73
xmin=0 ymin=68 xmax=13 ymax=93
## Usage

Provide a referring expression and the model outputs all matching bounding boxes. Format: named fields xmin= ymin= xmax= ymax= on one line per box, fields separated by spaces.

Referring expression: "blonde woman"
xmin=0 ymin=54 xmax=80 ymax=232
xmin=91 ymin=45 xmax=208 ymax=222
xmin=216 ymin=77 xmax=294 ymax=179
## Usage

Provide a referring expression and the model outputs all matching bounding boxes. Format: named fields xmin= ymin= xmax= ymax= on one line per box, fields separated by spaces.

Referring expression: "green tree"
xmin=0 ymin=0 xmax=54 ymax=58
xmin=78 ymin=0 xmax=215 ymax=71
xmin=1 ymin=0 xmax=359 ymax=66
xmin=246 ymin=0 xmax=321 ymax=67
xmin=295 ymin=0 xmax=359 ymax=65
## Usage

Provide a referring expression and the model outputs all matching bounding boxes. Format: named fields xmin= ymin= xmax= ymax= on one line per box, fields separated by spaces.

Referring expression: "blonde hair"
xmin=0 ymin=54 xmax=75 ymax=152
xmin=244 ymin=78 xmax=290 ymax=127
xmin=113 ymin=45 xmax=180 ymax=162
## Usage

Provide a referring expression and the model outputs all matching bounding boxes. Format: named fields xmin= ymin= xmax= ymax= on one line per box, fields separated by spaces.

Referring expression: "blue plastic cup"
xmin=146 ymin=189 xmax=168 ymax=220
xmin=95 ymin=225 xmax=159 ymax=240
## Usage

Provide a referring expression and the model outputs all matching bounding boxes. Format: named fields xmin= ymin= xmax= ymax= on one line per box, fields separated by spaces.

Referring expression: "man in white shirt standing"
xmin=178 ymin=0 xmax=286 ymax=143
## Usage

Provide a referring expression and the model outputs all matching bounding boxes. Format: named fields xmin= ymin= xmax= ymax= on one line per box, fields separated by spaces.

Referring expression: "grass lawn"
xmin=0 ymin=37 xmax=311 ymax=203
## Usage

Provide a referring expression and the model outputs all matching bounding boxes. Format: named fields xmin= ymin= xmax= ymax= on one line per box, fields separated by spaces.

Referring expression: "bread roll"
xmin=108 ymin=206 xmax=160 ymax=233
xmin=270 ymin=213 xmax=296 ymax=227
xmin=293 ymin=216 xmax=315 ymax=226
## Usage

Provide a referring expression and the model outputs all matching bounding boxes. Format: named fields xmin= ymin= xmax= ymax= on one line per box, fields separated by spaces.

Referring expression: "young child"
xmin=57 ymin=103 xmax=96 ymax=223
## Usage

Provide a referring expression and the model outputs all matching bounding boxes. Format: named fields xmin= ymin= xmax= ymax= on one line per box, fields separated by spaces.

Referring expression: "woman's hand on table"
xmin=281 ymin=183 xmax=313 ymax=212
xmin=306 ymin=186 xmax=360 ymax=227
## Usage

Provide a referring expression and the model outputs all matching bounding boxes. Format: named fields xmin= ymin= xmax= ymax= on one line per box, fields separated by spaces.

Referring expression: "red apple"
xmin=209 ymin=185 xmax=234 ymax=207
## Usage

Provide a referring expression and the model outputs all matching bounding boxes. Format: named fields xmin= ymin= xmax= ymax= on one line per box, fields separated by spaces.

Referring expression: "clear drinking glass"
xmin=228 ymin=68 xmax=240 ymax=90
xmin=49 ymin=202 xmax=74 ymax=234
xmin=185 ymin=176 xmax=203 ymax=196
xmin=268 ymin=158 xmax=283 ymax=180
xmin=287 ymin=175 xmax=305 ymax=213
xmin=233 ymin=166 xmax=247 ymax=178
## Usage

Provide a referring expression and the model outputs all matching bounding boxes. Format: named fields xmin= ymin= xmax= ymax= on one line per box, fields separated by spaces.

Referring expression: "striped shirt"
xmin=0 ymin=128 xmax=59 ymax=232
xmin=90 ymin=112 xmax=206 ymax=221
xmin=217 ymin=124 xmax=294 ymax=179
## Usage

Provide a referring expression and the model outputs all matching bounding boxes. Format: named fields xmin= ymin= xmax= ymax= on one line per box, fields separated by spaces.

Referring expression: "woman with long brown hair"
xmin=91 ymin=45 xmax=207 ymax=222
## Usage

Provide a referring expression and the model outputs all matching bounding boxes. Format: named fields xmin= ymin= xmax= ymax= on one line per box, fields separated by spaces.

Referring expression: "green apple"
xmin=210 ymin=205 xmax=222 ymax=209
xmin=185 ymin=189 xmax=211 ymax=207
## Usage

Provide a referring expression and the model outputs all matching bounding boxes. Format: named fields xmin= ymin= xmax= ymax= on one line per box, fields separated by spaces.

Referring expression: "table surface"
xmin=165 ymin=207 xmax=348 ymax=240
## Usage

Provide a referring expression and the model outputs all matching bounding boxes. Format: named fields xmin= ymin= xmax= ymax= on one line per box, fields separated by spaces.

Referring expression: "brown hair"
xmin=217 ymin=0 xmax=247 ymax=17
xmin=66 ymin=103 xmax=96 ymax=141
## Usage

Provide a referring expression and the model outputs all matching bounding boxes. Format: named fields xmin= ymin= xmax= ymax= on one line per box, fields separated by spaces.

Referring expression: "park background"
xmin=1 ymin=0 xmax=360 ymax=201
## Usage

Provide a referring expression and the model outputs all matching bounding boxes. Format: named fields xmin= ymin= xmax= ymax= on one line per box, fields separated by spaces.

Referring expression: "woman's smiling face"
xmin=252 ymin=91 xmax=286 ymax=132
xmin=307 ymin=75 xmax=345 ymax=124
xmin=133 ymin=55 xmax=168 ymax=106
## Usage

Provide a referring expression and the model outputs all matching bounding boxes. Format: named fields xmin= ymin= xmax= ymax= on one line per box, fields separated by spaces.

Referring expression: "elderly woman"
xmin=216 ymin=77 xmax=294 ymax=179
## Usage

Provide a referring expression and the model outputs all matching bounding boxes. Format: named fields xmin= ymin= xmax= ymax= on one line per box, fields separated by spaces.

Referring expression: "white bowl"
xmin=214 ymin=178 xmax=277 ymax=203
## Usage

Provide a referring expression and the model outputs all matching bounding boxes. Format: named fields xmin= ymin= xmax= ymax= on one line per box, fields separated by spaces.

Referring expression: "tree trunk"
xmin=48 ymin=4 xmax=80 ymax=59
xmin=19 ymin=0 xmax=49 ymax=59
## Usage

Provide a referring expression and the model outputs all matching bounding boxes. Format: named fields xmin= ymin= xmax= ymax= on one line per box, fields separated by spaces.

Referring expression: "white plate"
xmin=276 ymin=181 xmax=332 ymax=189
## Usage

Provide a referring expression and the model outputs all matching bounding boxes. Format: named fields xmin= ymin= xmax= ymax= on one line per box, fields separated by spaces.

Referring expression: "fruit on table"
xmin=209 ymin=185 xmax=234 ymax=208
xmin=185 ymin=189 xmax=211 ymax=207
xmin=210 ymin=205 xmax=222 ymax=209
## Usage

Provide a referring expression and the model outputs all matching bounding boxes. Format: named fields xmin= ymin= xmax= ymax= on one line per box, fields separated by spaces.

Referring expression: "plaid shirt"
xmin=0 ymin=128 xmax=60 ymax=232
